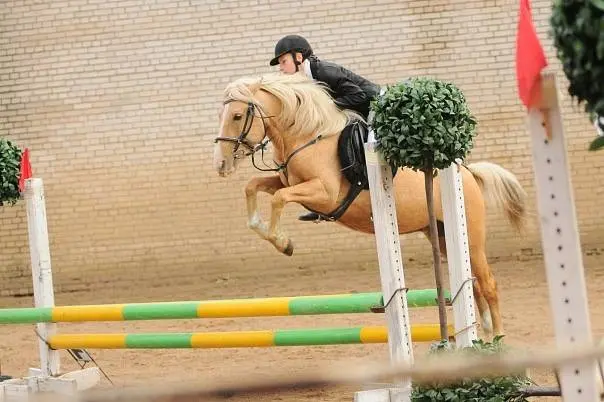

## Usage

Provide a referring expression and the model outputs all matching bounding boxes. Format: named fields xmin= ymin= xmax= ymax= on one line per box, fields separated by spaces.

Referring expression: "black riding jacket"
xmin=307 ymin=55 xmax=380 ymax=119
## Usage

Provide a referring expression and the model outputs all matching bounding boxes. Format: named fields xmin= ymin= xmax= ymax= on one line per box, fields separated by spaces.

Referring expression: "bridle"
xmin=214 ymin=97 xmax=324 ymax=176
xmin=214 ymin=99 xmax=277 ymax=172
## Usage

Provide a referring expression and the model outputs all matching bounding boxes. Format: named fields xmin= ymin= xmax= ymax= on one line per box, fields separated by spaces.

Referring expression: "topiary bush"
xmin=550 ymin=0 xmax=604 ymax=151
xmin=0 ymin=138 xmax=24 ymax=206
xmin=371 ymin=77 xmax=477 ymax=172
xmin=370 ymin=76 xmax=478 ymax=342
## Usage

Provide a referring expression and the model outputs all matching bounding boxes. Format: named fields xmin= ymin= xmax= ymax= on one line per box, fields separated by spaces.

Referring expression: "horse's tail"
xmin=465 ymin=161 xmax=528 ymax=233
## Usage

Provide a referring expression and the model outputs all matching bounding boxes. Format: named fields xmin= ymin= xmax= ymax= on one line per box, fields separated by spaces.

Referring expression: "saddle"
xmin=305 ymin=120 xmax=398 ymax=222
xmin=337 ymin=120 xmax=397 ymax=191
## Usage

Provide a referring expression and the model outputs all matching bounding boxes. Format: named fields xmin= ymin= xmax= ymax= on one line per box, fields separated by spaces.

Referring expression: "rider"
xmin=269 ymin=34 xmax=381 ymax=221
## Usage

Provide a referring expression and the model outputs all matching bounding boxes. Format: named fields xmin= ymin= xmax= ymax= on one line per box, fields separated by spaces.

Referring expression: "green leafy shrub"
xmin=411 ymin=337 xmax=533 ymax=402
xmin=590 ymin=134 xmax=604 ymax=151
xmin=0 ymin=138 xmax=24 ymax=206
xmin=370 ymin=76 xmax=477 ymax=172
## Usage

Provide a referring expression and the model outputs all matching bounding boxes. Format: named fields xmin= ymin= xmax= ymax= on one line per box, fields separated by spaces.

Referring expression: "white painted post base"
xmin=0 ymin=381 xmax=28 ymax=402
xmin=0 ymin=368 xmax=101 ymax=401
xmin=354 ymin=386 xmax=411 ymax=402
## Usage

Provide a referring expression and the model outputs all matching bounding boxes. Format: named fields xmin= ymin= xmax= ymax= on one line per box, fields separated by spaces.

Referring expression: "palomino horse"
xmin=213 ymin=72 xmax=527 ymax=337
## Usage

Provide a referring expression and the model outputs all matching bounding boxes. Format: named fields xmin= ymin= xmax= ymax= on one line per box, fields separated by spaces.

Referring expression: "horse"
xmin=213 ymin=72 xmax=528 ymax=338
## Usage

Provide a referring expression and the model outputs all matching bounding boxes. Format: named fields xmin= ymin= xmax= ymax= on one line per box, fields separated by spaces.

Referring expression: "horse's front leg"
xmin=245 ymin=175 xmax=285 ymax=240
xmin=268 ymin=178 xmax=331 ymax=256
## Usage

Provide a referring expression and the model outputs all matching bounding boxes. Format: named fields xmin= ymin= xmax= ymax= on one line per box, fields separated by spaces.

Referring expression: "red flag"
xmin=515 ymin=0 xmax=548 ymax=108
xmin=18 ymin=148 xmax=32 ymax=192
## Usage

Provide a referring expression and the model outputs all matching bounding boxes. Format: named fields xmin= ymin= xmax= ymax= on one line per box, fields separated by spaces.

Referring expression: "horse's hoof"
xmin=283 ymin=239 xmax=294 ymax=256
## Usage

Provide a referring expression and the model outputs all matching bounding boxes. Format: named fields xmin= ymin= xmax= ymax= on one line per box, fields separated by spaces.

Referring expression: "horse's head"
xmin=213 ymin=76 xmax=275 ymax=177
xmin=214 ymin=72 xmax=355 ymax=177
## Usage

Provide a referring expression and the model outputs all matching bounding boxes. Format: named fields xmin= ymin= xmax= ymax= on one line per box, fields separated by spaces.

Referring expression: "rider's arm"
xmin=322 ymin=65 xmax=368 ymax=110
xmin=332 ymin=77 xmax=368 ymax=110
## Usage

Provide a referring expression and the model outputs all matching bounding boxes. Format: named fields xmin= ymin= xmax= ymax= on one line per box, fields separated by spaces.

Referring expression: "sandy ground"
xmin=1 ymin=253 xmax=603 ymax=401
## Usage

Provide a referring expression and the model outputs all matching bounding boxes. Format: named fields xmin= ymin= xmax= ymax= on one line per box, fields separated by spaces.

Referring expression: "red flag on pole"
xmin=18 ymin=148 xmax=32 ymax=192
xmin=515 ymin=0 xmax=548 ymax=108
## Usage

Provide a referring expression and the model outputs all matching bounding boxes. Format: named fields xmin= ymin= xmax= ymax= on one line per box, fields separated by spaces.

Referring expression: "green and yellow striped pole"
xmin=47 ymin=324 xmax=454 ymax=349
xmin=0 ymin=289 xmax=449 ymax=324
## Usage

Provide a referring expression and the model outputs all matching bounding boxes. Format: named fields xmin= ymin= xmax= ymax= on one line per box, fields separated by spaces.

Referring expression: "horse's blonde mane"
xmin=223 ymin=72 xmax=361 ymax=138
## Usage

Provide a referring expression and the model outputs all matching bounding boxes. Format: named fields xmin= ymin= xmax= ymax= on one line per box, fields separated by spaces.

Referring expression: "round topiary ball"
xmin=550 ymin=0 xmax=604 ymax=117
xmin=370 ymin=76 xmax=477 ymax=172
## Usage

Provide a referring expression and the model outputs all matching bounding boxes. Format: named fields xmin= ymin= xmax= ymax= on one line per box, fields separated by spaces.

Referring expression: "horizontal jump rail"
xmin=47 ymin=324 xmax=455 ymax=349
xmin=0 ymin=289 xmax=450 ymax=324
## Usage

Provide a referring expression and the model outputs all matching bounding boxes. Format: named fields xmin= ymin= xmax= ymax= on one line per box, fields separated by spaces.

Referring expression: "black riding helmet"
xmin=269 ymin=35 xmax=313 ymax=69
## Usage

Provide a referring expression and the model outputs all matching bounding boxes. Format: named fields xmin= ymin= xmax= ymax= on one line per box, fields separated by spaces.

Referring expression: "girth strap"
xmin=302 ymin=179 xmax=366 ymax=222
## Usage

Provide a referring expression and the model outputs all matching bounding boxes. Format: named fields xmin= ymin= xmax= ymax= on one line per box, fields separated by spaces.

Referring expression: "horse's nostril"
xmin=220 ymin=160 xmax=226 ymax=170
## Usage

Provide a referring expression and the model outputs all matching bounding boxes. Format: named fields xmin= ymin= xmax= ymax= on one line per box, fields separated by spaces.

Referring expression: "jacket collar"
xmin=302 ymin=59 xmax=313 ymax=79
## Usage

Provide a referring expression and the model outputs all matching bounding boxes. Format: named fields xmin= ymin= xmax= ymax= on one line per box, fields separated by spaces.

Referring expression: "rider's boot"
xmin=298 ymin=211 xmax=321 ymax=222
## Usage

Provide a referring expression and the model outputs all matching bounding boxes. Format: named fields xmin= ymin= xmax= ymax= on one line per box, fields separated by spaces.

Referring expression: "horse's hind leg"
xmin=471 ymin=279 xmax=491 ymax=335
xmin=470 ymin=247 xmax=502 ymax=337
xmin=421 ymin=225 xmax=448 ymax=263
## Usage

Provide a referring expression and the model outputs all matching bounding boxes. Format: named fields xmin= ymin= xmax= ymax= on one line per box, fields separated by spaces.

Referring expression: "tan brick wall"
xmin=1 ymin=0 xmax=603 ymax=297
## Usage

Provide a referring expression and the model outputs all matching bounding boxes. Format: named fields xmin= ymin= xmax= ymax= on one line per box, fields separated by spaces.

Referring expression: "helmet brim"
xmin=269 ymin=51 xmax=287 ymax=66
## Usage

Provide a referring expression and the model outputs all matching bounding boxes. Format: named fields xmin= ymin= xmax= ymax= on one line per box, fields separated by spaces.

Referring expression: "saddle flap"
xmin=337 ymin=121 xmax=370 ymax=189
xmin=337 ymin=120 xmax=398 ymax=191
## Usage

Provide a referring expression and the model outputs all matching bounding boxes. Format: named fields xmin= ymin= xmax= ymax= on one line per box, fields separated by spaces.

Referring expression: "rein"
xmin=272 ymin=135 xmax=323 ymax=181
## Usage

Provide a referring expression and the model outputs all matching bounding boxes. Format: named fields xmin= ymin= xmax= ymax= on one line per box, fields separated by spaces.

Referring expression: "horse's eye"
xmin=234 ymin=114 xmax=242 ymax=121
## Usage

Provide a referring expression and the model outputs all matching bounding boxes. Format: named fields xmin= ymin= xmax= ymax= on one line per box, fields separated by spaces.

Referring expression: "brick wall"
xmin=1 ymin=0 xmax=603 ymax=297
